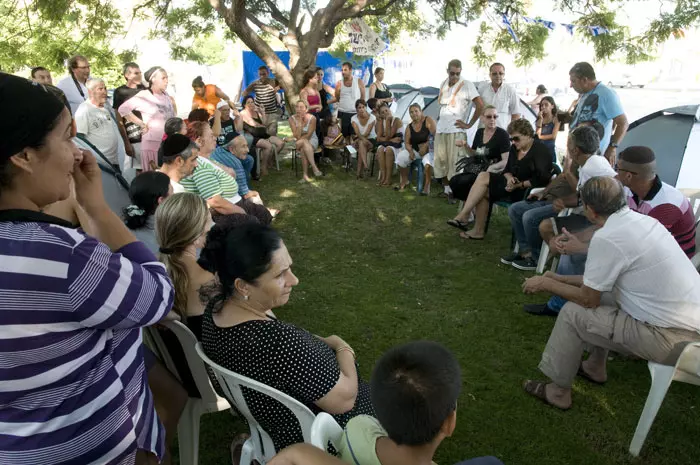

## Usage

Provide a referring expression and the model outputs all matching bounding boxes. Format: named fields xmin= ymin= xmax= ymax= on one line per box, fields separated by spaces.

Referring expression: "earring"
xmin=243 ymin=295 xmax=249 ymax=301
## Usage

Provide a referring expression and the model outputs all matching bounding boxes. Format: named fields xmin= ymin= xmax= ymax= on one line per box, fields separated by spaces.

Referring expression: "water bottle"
xmin=428 ymin=135 xmax=435 ymax=154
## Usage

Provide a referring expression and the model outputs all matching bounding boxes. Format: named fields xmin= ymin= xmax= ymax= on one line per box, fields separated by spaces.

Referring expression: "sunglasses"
xmin=449 ymin=71 xmax=461 ymax=77
xmin=484 ymin=115 xmax=498 ymax=119
xmin=614 ymin=164 xmax=637 ymax=175
xmin=510 ymin=136 xmax=521 ymax=142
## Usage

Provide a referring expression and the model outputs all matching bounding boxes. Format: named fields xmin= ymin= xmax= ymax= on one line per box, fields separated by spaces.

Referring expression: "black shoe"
xmin=500 ymin=252 xmax=522 ymax=265
xmin=523 ymin=303 xmax=559 ymax=316
xmin=512 ymin=256 xmax=538 ymax=271
xmin=447 ymin=192 xmax=457 ymax=204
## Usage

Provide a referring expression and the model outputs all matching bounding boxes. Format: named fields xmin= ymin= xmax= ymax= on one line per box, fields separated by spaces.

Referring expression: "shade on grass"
xmin=180 ymin=137 xmax=700 ymax=464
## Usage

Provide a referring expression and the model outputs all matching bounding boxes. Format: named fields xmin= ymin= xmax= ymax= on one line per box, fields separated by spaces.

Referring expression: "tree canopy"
xmin=2 ymin=0 xmax=698 ymax=95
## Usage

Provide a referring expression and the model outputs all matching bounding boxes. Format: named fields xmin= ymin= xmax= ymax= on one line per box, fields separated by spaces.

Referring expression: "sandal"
xmin=459 ymin=231 xmax=484 ymax=240
xmin=577 ymin=364 xmax=606 ymax=385
xmin=446 ymin=219 xmax=470 ymax=231
xmin=523 ymin=380 xmax=571 ymax=410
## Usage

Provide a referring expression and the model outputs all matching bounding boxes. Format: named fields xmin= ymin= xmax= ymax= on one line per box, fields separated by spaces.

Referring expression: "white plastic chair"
xmin=536 ymin=208 xmax=573 ymax=274
xmin=310 ymin=412 xmax=344 ymax=451
xmin=194 ymin=343 xmax=317 ymax=465
xmin=629 ymin=342 xmax=700 ymax=456
xmin=144 ymin=321 xmax=232 ymax=465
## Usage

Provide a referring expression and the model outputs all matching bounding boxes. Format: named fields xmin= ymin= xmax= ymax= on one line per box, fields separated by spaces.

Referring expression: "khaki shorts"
xmin=265 ymin=111 xmax=280 ymax=136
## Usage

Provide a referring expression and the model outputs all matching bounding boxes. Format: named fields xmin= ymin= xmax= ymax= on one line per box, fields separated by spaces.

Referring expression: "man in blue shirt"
xmin=569 ymin=62 xmax=628 ymax=165
xmin=211 ymin=136 xmax=266 ymax=206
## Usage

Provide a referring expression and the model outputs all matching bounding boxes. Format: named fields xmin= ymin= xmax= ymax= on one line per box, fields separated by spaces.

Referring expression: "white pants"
xmin=395 ymin=149 xmax=434 ymax=168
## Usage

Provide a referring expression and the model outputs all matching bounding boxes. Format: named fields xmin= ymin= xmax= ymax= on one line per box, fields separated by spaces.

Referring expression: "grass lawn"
xmin=186 ymin=128 xmax=700 ymax=464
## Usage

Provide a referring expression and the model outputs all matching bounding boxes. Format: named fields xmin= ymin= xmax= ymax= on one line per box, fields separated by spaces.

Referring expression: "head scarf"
xmin=0 ymin=73 xmax=66 ymax=161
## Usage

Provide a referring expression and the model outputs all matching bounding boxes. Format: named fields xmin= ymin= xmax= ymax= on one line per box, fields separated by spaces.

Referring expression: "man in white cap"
xmin=214 ymin=100 xmax=243 ymax=147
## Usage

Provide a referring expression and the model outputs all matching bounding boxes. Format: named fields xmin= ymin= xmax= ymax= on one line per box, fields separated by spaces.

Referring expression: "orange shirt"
xmin=192 ymin=84 xmax=221 ymax=116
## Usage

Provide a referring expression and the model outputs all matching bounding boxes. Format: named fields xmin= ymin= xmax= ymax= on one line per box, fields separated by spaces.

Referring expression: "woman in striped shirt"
xmin=0 ymin=73 xmax=175 ymax=464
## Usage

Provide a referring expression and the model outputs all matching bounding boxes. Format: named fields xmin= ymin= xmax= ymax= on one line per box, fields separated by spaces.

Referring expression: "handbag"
xmin=245 ymin=123 xmax=269 ymax=139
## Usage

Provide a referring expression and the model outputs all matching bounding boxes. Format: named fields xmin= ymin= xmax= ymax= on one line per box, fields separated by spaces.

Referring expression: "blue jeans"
xmin=508 ymin=200 xmax=556 ymax=259
xmin=548 ymin=253 xmax=588 ymax=312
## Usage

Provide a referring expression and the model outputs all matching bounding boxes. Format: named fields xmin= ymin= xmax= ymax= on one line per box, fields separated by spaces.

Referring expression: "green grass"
xmin=187 ymin=139 xmax=700 ymax=464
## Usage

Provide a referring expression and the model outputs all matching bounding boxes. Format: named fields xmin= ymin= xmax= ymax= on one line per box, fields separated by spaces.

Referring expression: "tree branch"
xmin=263 ymin=0 xmax=290 ymax=27
xmin=289 ymin=0 xmax=300 ymax=32
xmin=245 ymin=12 xmax=284 ymax=39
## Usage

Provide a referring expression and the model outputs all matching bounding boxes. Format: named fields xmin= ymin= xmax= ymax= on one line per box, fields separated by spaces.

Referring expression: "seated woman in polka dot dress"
xmin=198 ymin=222 xmax=375 ymax=451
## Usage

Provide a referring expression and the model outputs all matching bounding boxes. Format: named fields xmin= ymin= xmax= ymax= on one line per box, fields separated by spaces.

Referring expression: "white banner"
xmin=345 ymin=18 xmax=387 ymax=56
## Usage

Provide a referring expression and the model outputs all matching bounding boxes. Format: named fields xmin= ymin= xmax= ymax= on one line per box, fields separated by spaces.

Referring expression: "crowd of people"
xmin=1 ymin=50 xmax=698 ymax=465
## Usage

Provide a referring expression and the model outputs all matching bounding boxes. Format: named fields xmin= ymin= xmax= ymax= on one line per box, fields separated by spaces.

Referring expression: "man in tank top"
xmin=334 ymin=62 xmax=366 ymax=142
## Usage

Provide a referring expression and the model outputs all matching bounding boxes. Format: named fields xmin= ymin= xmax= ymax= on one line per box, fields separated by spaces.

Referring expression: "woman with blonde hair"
xmin=156 ymin=192 xmax=214 ymax=338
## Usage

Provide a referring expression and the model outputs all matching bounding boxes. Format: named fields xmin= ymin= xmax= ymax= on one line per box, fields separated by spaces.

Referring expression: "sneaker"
xmin=523 ymin=303 xmax=559 ymax=316
xmin=512 ymin=256 xmax=538 ymax=271
xmin=500 ymin=252 xmax=522 ymax=265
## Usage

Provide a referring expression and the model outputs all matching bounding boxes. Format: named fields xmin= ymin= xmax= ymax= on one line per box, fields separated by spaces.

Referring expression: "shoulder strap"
xmin=76 ymin=134 xmax=130 ymax=190
xmin=72 ymin=75 xmax=86 ymax=99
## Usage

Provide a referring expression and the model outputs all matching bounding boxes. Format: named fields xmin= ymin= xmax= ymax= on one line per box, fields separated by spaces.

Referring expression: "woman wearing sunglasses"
xmin=448 ymin=119 xmax=552 ymax=239
xmin=448 ymin=105 xmax=511 ymax=212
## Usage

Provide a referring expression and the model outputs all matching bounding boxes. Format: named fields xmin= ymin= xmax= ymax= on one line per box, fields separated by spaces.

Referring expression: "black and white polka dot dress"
xmin=202 ymin=313 xmax=375 ymax=451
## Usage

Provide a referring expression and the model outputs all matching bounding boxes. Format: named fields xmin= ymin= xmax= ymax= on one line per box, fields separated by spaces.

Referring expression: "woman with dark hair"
xmin=0 ymin=73 xmax=175 ymax=464
xmin=447 ymin=119 xmax=552 ymax=239
xmin=351 ymin=99 xmax=377 ymax=179
xmin=239 ymin=95 xmax=285 ymax=178
xmin=299 ymin=69 xmax=322 ymax=115
xmin=118 ymin=66 xmax=177 ymax=171
xmin=191 ymin=76 xmax=236 ymax=117
xmin=315 ymin=67 xmax=337 ymax=121
xmin=375 ymin=103 xmax=403 ymax=187
xmin=368 ymin=67 xmax=393 ymax=105
xmin=123 ymin=171 xmax=173 ymax=253
xmin=199 ymin=222 xmax=374 ymax=451
xmin=536 ymin=96 xmax=561 ymax=163
xmin=395 ymin=103 xmax=437 ymax=194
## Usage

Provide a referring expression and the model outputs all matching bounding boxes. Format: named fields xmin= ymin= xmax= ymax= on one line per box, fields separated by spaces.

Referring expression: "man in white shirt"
xmin=56 ymin=55 xmax=90 ymax=115
xmin=434 ymin=59 xmax=484 ymax=200
xmin=521 ymin=176 xmax=700 ymax=410
xmin=334 ymin=62 xmax=366 ymax=142
xmin=75 ymin=78 xmax=126 ymax=169
xmin=477 ymin=63 xmax=520 ymax=129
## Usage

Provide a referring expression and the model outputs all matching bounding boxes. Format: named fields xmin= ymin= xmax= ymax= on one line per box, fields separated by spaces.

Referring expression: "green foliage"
xmin=0 ymin=0 xmax=133 ymax=87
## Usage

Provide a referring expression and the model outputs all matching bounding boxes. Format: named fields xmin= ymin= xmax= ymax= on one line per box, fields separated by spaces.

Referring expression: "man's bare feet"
xmin=580 ymin=359 xmax=608 ymax=384
xmin=523 ymin=380 xmax=572 ymax=410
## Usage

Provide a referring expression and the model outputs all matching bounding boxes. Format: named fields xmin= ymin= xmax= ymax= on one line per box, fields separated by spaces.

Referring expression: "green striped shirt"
xmin=180 ymin=157 xmax=239 ymax=201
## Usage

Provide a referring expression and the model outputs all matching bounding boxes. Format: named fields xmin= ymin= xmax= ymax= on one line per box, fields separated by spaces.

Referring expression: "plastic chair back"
xmin=194 ymin=343 xmax=317 ymax=462
xmin=310 ymin=412 xmax=344 ymax=451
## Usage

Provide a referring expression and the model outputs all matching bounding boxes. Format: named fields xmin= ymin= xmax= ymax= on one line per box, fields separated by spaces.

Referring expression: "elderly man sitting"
xmin=521 ymin=176 xmax=700 ymax=410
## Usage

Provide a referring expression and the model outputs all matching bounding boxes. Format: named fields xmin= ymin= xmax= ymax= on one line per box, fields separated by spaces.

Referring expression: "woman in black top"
xmin=369 ymin=67 xmax=393 ymax=105
xmin=448 ymin=119 xmax=552 ymax=239
xmin=200 ymin=222 xmax=374 ymax=451
xmin=448 ymin=105 xmax=511 ymax=206
xmin=396 ymin=103 xmax=436 ymax=193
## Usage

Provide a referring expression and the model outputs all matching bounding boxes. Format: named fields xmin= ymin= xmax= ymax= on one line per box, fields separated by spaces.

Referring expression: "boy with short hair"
xmin=269 ymin=341 xmax=502 ymax=465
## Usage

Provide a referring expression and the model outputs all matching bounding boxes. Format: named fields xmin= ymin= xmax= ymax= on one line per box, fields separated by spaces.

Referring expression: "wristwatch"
xmin=610 ymin=143 xmax=619 ymax=149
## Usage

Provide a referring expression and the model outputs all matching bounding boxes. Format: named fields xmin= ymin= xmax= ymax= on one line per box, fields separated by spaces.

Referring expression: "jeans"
xmin=508 ymin=200 xmax=556 ymax=259
xmin=548 ymin=253 xmax=588 ymax=312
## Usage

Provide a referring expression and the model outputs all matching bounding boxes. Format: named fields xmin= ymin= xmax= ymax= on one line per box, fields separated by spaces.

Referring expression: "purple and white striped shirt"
xmin=0 ymin=210 xmax=174 ymax=464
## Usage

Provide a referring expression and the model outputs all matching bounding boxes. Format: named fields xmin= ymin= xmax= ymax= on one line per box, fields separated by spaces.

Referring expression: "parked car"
xmin=606 ymin=74 xmax=646 ymax=88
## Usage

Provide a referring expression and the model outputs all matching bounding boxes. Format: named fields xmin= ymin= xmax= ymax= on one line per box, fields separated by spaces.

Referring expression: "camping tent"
xmin=618 ymin=104 xmax=699 ymax=191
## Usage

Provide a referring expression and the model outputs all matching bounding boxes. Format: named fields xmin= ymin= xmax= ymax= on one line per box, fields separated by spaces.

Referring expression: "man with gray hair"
xmin=477 ymin=62 xmax=520 ymax=129
xmin=521 ymin=176 xmax=700 ymax=410
xmin=502 ymin=125 xmax=615 ymax=271
xmin=75 ymin=78 xmax=128 ymax=170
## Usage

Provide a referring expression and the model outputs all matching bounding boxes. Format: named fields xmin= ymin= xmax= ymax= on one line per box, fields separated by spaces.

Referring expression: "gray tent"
xmin=74 ymin=135 xmax=132 ymax=215
xmin=618 ymin=104 xmax=699 ymax=191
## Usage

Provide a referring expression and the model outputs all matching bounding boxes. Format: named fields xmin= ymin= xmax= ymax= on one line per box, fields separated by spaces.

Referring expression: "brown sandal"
xmin=523 ymin=380 xmax=571 ymax=410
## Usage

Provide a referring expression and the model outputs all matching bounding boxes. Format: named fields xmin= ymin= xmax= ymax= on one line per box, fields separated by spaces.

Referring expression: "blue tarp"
xmin=242 ymin=51 xmax=374 ymax=91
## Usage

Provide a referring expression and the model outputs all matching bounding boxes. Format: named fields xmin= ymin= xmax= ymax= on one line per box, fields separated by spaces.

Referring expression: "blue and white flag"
xmin=521 ymin=16 xmax=536 ymax=24
xmin=589 ymin=25 xmax=610 ymax=36
xmin=536 ymin=19 xmax=556 ymax=30
xmin=561 ymin=23 xmax=575 ymax=35
xmin=502 ymin=14 xmax=520 ymax=43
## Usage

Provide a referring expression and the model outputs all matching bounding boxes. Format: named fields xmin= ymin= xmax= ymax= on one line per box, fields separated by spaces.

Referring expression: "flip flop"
xmin=523 ymin=380 xmax=571 ymax=410
xmin=459 ymin=231 xmax=484 ymax=240
xmin=437 ymin=192 xmax=449 ymax=198
xmin=447 ymin=219 xmax=470 ymax=231
xmin=577 ymin=364 xmax=606 ymax=385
